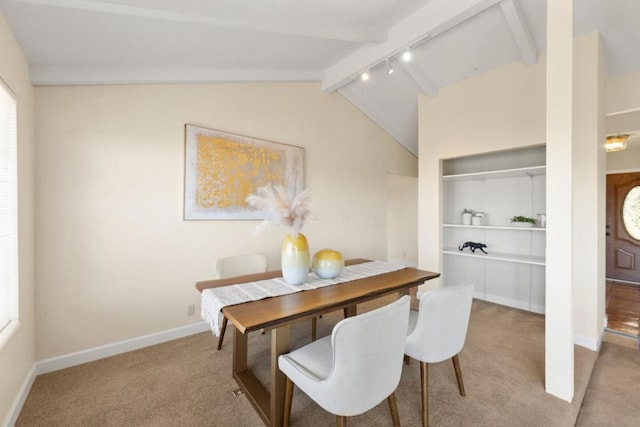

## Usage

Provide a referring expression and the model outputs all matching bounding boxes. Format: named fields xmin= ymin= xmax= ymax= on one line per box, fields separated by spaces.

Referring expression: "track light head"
xmin=386 ymin=59 xmax=394 ymax=75
xmin=402 ymin=50 xmax=412 ymax=62
xmin=361 ymin=71 xmax=370 ymax=81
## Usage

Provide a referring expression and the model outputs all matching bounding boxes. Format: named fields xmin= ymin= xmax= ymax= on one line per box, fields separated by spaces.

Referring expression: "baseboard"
xmin=603 ymin=329 xmax=640 ymax=349
xmin=574 ymin=333 xmax=599 ymax=351
xmin=481 ymin=293 xmax=545 ymax=315
xmin=2 ymin=364 xmax=36 ymax=427
xmin=36 ymin=322 xmax=210 ymax=375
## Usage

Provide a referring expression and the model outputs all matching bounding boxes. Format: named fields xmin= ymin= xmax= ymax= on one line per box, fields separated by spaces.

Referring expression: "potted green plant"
xmin=510 ymin=215 xmax=537 ymax=228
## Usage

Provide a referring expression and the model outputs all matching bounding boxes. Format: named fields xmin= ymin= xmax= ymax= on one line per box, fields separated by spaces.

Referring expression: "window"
xmin=623 ymin=186 xmax=640 ymax=241
xmin=0 ymin=78 xmax=18 ymax=348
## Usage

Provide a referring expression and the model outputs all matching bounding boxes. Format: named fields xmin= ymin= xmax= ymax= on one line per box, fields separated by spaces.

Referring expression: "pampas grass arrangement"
xmin=246 ymin=185 xmax=312 ymax=237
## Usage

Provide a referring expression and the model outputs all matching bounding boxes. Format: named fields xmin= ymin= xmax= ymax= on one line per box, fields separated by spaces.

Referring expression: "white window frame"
xmin=0 ymin=77 xmax=19 ymax=350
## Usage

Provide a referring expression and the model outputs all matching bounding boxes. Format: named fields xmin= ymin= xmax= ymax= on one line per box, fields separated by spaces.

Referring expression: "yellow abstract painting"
xmin=184 ymin=125 xmax=304 ymax=219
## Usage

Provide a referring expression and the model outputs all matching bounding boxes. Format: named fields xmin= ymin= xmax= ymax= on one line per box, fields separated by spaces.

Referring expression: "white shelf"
xmin=443 ymin=224 xmax=546 ymax=231
xmin=442 ymin=165 xmax=546 ymax=182
xmin=442 ymin=148 xmax=546 ymax=314
xmin=443 ymin=248 xmax=545 ymax=266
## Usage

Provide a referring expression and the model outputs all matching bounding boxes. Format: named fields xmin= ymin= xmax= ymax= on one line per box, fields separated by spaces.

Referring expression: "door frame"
xmin=606 ymin=168 xmax=640 ymax=284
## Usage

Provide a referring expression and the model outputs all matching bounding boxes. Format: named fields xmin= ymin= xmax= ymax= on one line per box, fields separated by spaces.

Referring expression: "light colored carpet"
xmin=16 ymin=299 xmax=605 ymax=426
xmin=575 ymin=342 xmax=640 ymax=427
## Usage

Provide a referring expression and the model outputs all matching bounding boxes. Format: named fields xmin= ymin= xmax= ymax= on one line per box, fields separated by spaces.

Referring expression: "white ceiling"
xmin=1 ymin=0 xmax=639 ymax=155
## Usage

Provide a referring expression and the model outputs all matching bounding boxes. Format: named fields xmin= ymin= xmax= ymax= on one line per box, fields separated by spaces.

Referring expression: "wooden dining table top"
xmin=196 ymin=258 xmax=440 ymax=334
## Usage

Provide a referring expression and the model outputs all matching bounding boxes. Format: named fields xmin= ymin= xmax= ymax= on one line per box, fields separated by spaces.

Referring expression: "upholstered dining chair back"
xmin=328 ymin=295 xmax=410 ymax=415
xmin=405 ymin=281 xmax=474 ymax=363
xmin=279 ymin=295 xmax=410 ymax=420
xmin=404 ymin=282 xmax=474 ymax=427
xmin=215 ymin=253 xmax=268 ymax=279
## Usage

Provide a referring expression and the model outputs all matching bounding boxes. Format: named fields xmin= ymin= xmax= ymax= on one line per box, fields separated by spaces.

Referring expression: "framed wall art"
xmin=184 ymin=124 xmax=305 ymax=220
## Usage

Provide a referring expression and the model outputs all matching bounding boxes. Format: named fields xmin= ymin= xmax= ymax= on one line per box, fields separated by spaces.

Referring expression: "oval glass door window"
xmin=623 ymin=186 xmax=640 ymax=240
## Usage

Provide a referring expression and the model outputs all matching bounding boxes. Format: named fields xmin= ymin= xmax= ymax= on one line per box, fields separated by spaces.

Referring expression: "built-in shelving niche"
xmin=441 ymin=146 xmax=546 ymax=314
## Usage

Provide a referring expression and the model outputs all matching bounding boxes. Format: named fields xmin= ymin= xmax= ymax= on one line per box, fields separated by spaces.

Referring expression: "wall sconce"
xmin=605 ymin=134 xmax=628 ymax=152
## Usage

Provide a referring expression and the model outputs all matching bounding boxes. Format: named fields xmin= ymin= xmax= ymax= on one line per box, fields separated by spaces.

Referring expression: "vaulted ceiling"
xmin=1 ymin=0 xmax=639 ymax=155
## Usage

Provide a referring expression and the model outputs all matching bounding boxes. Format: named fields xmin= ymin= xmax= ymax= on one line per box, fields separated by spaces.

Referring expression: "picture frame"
xmin=184 ymin=124 xmax=305 ymax=220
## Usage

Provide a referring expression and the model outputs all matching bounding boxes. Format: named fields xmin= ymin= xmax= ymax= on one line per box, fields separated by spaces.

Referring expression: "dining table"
xmin=195 ymin=258 xmax=439 ymax=426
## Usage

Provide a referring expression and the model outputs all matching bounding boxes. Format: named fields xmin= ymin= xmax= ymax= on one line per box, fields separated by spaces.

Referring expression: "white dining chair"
xmin=214 ymin=253 xmax=268 ymax=350
xmin=278 ymin=295 xmax=410 ymax=427
xmin=405 ymin=281 xmax=474 ymax=427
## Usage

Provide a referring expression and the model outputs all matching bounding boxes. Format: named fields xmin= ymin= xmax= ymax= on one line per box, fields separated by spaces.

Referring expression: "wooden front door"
xmin=606 ymin=172 xmax=640 ymax=283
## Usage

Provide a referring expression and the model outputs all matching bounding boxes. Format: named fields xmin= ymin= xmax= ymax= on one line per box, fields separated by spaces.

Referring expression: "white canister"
xmin=537 ymin=213 xmax=547 ymax=228
xmin=472 ymin=212 xmax=484 ymax=226
xmin=462 ymin=212 xmax=472 ymax=225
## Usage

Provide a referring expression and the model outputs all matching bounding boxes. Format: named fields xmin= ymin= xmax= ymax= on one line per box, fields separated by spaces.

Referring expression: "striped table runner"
xmin=201 ymin=261 xmax=406 ymax=335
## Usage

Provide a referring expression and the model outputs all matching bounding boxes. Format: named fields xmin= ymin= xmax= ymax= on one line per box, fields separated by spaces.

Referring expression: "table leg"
xmin=233 ymin=327 xmax=248 ymax=373
xmin=233 ymin=329 xmax=270 ymax=424
xmin=270 ymin=325 xmax=291 ymax=427
xmin=345 ymin=304 xmax=358 ymax=317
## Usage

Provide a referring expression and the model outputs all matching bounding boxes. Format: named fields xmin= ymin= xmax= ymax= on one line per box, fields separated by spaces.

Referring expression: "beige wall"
xmin=419 ymin=52 xmax=547 ymax=282
xmin=0 ymin=13 xmax=36 ymax=425
xmin=570 ymin=33 xmax=606 ymax=354
xmin=419 ymin=32 xmax=638 ymax=399
xmin=385 ymin=145 xmax=418 ymax=177
xmin=34 ymin=82 xmax=415 ymax=359
xmin=607 ymin=144 xmax=640 ymax=172
xmin=606 ymin=70 xmax=640 ymax=172
xmin=386 ymin=174 xmax=418 ymax=267
xmin=606 ymin=70 xmax=640 ymax=114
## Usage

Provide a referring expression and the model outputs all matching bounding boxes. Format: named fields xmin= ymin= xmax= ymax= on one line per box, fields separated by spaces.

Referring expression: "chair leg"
xmin=217 ymin=316 xmax=228 ymax=350
xmin=387 ymin=392 xmax=401 ymax=427
xmin=336 ymin=415 xmax=347 ymax=427
xmin=451 ymin=354 xmax=466 ymax=396
xmin=283 ymin=377 xmax=294 ymax=427
xmin=311 ymin=317 xmax=317 ymax=341
xmin=420 ymin=361 xmax=429 ymax=427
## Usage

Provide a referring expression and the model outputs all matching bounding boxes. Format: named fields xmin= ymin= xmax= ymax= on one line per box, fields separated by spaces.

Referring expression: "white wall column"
xmin=572 ymin=33 xmax=606 ymax=351
xmin=545 ymin=0 xmax=574 ymax=401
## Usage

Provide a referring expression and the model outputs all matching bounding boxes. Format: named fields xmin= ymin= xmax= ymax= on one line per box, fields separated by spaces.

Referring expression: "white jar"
xmin=537 ymin=213 xmax=547 ymax=228
xmin=462 ymin=212 xmax=472 ymax=225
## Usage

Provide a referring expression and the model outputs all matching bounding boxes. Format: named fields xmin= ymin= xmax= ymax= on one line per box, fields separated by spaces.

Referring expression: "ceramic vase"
xmin=282 ymin=233 xmax=310 ymax=285
xmin=312 ymin=249 xmax=344 ymax=279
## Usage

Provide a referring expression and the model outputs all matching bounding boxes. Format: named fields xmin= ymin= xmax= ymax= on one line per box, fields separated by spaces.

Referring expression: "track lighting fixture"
xmin=386 ymin=59 xmax=394 ymax=75
xmin=402 ymin=49 xmax=412 ymax=62
xmin=361 ymin=70 xmax=370 ymax=81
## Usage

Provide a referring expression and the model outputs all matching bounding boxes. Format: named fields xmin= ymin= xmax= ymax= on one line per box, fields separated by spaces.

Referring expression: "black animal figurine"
xmin=458 ymin=241 xmax=488 ymax=254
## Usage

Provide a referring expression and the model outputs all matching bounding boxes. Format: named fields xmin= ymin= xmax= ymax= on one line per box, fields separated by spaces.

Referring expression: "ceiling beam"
xmin=500 ymin=0 xmax=538 ymax=65
xmin=321 ymin=0 xmax=502 ymax=93
xmin=29 ymin=65 xmax=321 ymax=86
xmin=399 ymin=62 xmax=438 ymax=98
xmin=12 ymin=0 xmax=385 ymax=43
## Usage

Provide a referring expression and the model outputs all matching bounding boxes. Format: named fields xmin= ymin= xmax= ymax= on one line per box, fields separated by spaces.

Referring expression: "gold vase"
xmin=281 ymin=233 xmax=310 ymax=285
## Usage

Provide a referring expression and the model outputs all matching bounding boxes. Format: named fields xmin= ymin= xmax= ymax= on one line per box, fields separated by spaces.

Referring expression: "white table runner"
xmin=201 ymin=261 xmax=406 ymax=335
